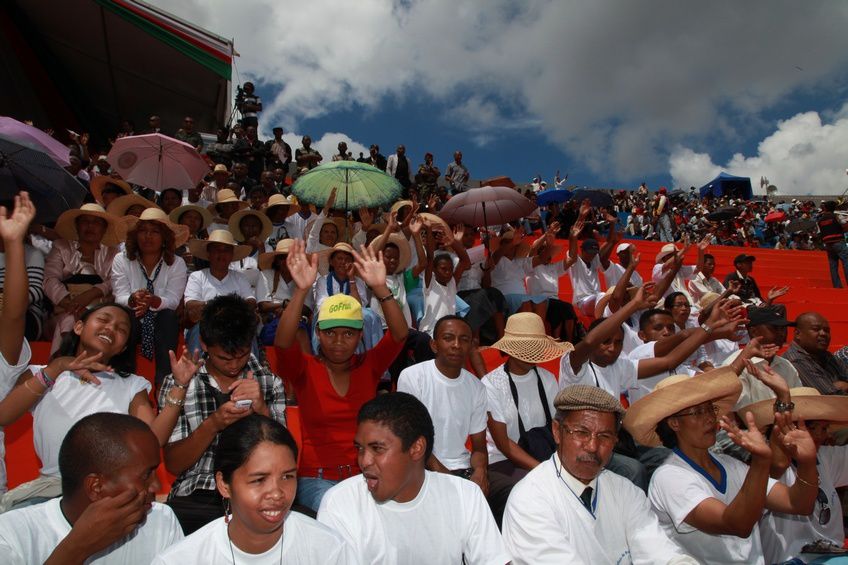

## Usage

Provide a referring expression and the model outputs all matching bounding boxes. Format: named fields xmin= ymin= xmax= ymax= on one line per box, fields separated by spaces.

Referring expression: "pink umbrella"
xmin=0 ymin=116 xmax=71 ymax=167
xmin=107 ymin=133 xmax=209 ymax=191
xmin=438 ymin=185 xmax=535 ymax=228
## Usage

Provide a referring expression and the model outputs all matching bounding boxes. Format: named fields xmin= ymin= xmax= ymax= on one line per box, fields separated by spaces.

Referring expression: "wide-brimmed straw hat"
xmin=258 ymin=239 xmax=295 ymax=270
xmin=418 ymin=212 xmax=450 ymax=236
xmin=55 ymin=204 xmax=126 ymax=246
xmin=106 ymin=193 xmax=158 ymax=218
xmin=124 ymin=208 xmax=190 ymax=247
xmin=90 ymin=176 xmax=131 ymax=204
xmin=655 ymin=243 xmax=679 ymax=264
xmin=228 ymin=209 xmax=273 ymax=243
xmin=390 ymin=199 xmax=414 ymax=215
xmin=304 ymin=215 xmax=351 ymax=244
xmin=318 ymin=242 xmax=356 ymax=275
xmin=622 ymin=367 xmax=741 ymax=447
xmin=369 ymin=232 xmax=411 ymax=275
xmin=489 ymin=312 xmax=574 ymax=364
xmin=208 ymin=189 xmax=248 ymax=214
xmin=263 ymin=194 xmax=299 ymax=218
xmin=169 ymin=204 xmax=213 ymax=232
xmin=188 ymin=229 xmax=251 ymax=261
xmin=739 ymin=387 xmax=848 ymax=430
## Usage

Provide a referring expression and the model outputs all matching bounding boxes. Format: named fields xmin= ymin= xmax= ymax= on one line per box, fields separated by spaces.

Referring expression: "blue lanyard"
xmin=327 ymin=271 xmax=350 ymax=296
xmin=672 ymin=447 xmax=727 ymax=494
xmin=552 ymin=454 xmax=599 ymax=518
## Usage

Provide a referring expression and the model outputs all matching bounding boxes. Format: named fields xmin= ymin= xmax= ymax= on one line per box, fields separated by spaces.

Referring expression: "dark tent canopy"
xmin=0 ymin=0 xmax=233 ymax=148
xmin=698 ymin=172 xmax=753 ymax=200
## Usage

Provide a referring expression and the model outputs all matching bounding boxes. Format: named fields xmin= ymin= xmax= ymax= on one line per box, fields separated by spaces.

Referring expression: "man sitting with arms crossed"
xmin=502 ymin=385 xmax=696 ymax=564
xmin=318 ymin=392 xmax=508 ymax=564
xmin=397 ymin=315 xmax=489 ymax=495
xmin=0 ymin=412 xmax=183 ymax=564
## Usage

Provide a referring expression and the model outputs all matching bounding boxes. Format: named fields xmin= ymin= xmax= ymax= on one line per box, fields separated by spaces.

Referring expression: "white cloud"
xmin=669 ymin=105 xmax=848 ymax=195
xmin=157 ymin=0 xmax=848 ymax=182
xmin=279 ymin=131 xmax=370 ymax=166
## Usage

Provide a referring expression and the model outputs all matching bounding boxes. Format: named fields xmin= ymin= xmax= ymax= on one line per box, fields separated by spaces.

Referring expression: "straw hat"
xmin=390 ymin=199 xmax=414 ymax=215
xmin=90 ymin=176 xmax=131 ymax=204
xmin=169 ymin=204 xmax=213 ymax=231
xmin=318 ymin=242 xmax=356 ymax=275
xmin=304 ymin=216 xmax=351 ymax=244
xmin=622 ymin=367 xmax=742 ymax=447
xmin=258 ymin=238 xmax=295 ymax=270
xmin=208 ymin=189 xmax=248 ymax=214
xmin=654 ymin=243 xmax=679 ymax=264
xmin=106 ymin=193 xmax=158 ymax=218
xmin=55 ymin=203 xmax=126 ymax=246
xmin=738 ymin=387 xmax=848 ymax=430
xmin=124 ymin=208 xmax=190 ymax=247
xmin=489 ymin=312 xmax=574 ymax=364
xmin=188 ymin=229 xmax=251 ymax=261
xmin=263 ymin=194 xmax=299 ymax=218
xmin=369 ymin=232 xmax=411 ymax=275
xmin=228 ymin=209 xmax=273 ymax=243
xmin=418 ymin=212 xmax=450 ymax=236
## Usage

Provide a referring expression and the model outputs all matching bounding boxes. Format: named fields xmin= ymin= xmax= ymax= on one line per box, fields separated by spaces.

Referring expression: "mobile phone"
xmin=234 ymin=399 xmax=253 ymax=409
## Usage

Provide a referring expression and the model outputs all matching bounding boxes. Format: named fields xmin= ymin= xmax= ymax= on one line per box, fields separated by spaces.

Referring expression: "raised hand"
xmin=451 ymin=224 xmax=465 ymax=244
xmin=773 ymin=413 xmax=817 ymax=464
xmin=727 ymin=279 xmax=742 ymax=294
xmin=169 ymin=346 xmax=202 ymax=387
xmin=351 ymin=245 xmax=387 ymax=289
xmin=741 ymin=335 xmax=780 ymax=360
xmin=630 ymin=251 xmax=641 ymax=270
xmin=767 ymin=286 xmax=790 ymax=302
xmin=744 ymin=357 xmax=789 ymax=397
xmin=697 ymin=233 xmax=711 ymax=251
xmin=401 ymin=202 xmax=419 ymax=229
xmin=324 ymin=187 xmax=337 ymax=212
xmin=631 ymin=282 xmax=657 ymax=310
xmin=0 ymin=191 xmax=36 ymax=242
xmin=50 ymin=350 xmax=112 ymax=386
xmin=358 ymin=207 xmax=374 ymax=230
xmin=720 ymin=411 xmax=772 ymax=459
xmin=286 ymin=239 xmax=319 ymax=290
xmin=385 ymin=210 xmax=400 ymax=234
xmin=570 ymin=220 xmax=585 ymax=239
xmin=579 ymin=199 xmax=591 ymax=219
xmin=408 ymin=215 xmax=424 ymax=235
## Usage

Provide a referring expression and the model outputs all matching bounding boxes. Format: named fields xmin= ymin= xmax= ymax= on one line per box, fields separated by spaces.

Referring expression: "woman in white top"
xmin=0 ymin=301 xmax=198 ymax=511
xmin=624 ymin=367 xmax=819 ymax=565
xmin=482 ymin=312 xmax=573 ymax=527
xmin=525 ymin=222 xmax=580 ymax=341
xmin=152 ymin=414 xmax=353 ymax=564
xmin=489 ymin=228 xmax=548 ymax=315
xmin=305 ymin=188 xmax=349 ymax=254
xmin=112 ymin=208 xmax=189 ymax=385
xmin=664 ymin=291 xmax=713 ymax=373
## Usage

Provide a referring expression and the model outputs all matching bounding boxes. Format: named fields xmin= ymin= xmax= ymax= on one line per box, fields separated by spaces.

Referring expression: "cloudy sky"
xmin=156 ymin=0 xmax=848 ymax=195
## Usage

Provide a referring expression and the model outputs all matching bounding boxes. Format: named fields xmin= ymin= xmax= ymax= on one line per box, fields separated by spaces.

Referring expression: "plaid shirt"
xmin=159 ymin=355 xmax=286 ymax=498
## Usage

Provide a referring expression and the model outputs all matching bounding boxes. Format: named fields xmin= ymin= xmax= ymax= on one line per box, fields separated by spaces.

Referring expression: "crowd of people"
xmin=0 ymin=111 xmax=847 ymax=563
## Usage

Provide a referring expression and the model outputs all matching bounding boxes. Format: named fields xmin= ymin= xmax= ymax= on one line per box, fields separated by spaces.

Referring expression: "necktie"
xmin=140 ymin=260 xmax=163 ymax=360
xmin=580 ymin=486 xmax=594 ymax=512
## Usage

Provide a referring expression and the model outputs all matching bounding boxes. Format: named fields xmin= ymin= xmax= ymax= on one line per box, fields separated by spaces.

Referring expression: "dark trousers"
xmin=151 ymin=309 xmax=180 ymax=387
xmin=487 ymin=460 xmax=529 ymax=529
xmin=388 ymin=329 xmax=434 ymax=387
xmin=167 ymin=489 xmax=225 ymax=535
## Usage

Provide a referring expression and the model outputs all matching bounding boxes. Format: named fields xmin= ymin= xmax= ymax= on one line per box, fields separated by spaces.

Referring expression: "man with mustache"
xmin=502 ymin=385 xmax=697 ymax=564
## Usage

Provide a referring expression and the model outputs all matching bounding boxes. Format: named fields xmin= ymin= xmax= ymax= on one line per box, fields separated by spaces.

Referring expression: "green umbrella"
xmin=291 ymin=161 xmax=403 ymax=210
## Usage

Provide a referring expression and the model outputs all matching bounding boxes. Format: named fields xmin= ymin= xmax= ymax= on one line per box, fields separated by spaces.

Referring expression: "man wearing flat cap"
xmin=502 ymin=385 xmax=696 ymax=564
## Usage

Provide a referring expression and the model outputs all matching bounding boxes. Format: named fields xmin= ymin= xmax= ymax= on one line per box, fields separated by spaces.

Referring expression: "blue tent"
xmin=698 ymin=172 xmax=753 ymax=200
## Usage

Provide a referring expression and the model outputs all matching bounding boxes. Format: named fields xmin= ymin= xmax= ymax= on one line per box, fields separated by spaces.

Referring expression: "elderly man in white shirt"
xmin=687 ymin=252 xmax=725 ymax=304
xmin=502 ymin=385 xmax=696 ymax=565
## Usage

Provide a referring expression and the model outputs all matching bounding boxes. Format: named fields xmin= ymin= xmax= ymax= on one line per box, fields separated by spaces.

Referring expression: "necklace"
xmin=227 ymin=520 xmax=284 ymax=564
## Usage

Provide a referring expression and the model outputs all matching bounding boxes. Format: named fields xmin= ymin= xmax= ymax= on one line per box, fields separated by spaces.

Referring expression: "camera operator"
xmin=237 ymin=82 xmax=263 ymax=129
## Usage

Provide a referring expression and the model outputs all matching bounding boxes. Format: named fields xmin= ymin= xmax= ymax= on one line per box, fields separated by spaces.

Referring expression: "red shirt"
xmin=276 ymin=333 xmax=404 ymax=479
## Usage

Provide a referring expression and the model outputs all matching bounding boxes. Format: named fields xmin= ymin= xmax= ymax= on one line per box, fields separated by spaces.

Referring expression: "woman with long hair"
xmin=152 ymin=415 xmax=353 ymax=563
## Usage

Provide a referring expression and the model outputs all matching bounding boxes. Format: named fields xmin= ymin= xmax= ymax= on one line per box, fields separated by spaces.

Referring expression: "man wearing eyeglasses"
xmin=502 ymin=385 xmax=697 ymax=564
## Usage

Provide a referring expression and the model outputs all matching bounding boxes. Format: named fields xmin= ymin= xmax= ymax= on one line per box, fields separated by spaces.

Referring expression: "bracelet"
xmin=773 ymin=400 xmax=795 ymax=413
xmin=163 ymin=394 xmax=185 ymax=408
xmin=700 ymin=323 xmax=713 ymax=335
xmin=377 ymin=293 xmax=394 ymax=303
xmin=24 ymin=378 xmax=45 ymax=396
xmin=795 ymin=474 xmax=818 ymax=488
xmin=34 ymin=369 xmax=54 ymax=390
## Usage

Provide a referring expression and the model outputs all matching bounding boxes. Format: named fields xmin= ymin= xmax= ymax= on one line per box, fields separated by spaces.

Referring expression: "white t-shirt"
xmin=559 ymin=352 xmax=638 ymax=398
xmin=603 ymin=261 xmax=643 ymax=289
xmin=0 ymin=339 xmax=32 ymax=492
xmin=397 ymin=360 xmax=487 ymax=470
xmin=0 ymin=499 xmax=183 ymax=565
xmin=418 ymin=276 xmax=457 ymax=336
xmin=230 ymin=252 xmax=268 ymax=299
xmin=482 ymin=364 xmax=559 ymax=464
xmin=184 ymin=268 xmax=255 ymax=302
xmin=626 ymin=341 xmax=677 ymax=403
xmin=457 ymin=245 xmax=486 ymax=292
xmin=651 ymin=263 xmax=697 ymax=302
xmin=152 ymin=512 xmax=352 ymax=564
xmin=491 ymin=256 xmax=531 ymax=295
xmin=760 ymin=447 xmax=848 ymax=563
xmin=29 ymin=366 xmax=151 ymax=477
xmin=526 ymin=261 xmax=566 ymax=297
xmin=567 ymin=254 xmax=602 ymax=302
xmin=503 ymin=458 xmax=696 ymax=565
xmin=649 ymin=451 xmax=778 ymax=565
xmin=318 ymin=471 xmax=508 ymax=565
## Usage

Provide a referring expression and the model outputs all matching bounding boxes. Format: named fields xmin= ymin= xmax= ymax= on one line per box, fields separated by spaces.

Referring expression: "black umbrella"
xmin=786 ymin=218 xmax=816 ymax=233
xmin=571 ymin=188 xmax=614 ymax=208
xmin=706 ymin=208 xmax=740 ymax=222
xmin=0 ymin=137 xmax=88 ymax=224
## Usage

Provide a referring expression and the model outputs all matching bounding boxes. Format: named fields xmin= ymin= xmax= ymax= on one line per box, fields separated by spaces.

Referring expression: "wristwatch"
xmin=700 ymin=323 xmax=713 ymax=334
xmin=773 ymin=400 xmax=795 ymax=413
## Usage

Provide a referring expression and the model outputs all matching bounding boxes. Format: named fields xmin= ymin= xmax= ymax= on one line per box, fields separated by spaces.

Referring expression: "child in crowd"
xmin=525 ymin=221 xmax=580 ymax=341
xmin=418 ymin=225 xmax=470 ymax=335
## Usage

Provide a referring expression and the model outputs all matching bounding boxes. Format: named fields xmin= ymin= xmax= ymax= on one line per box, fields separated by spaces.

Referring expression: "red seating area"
xmin=5 ymin=241 xmax=844 ymax=493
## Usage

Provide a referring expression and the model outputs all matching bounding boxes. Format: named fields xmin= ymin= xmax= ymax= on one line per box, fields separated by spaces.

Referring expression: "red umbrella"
xmin=764 ymin=210 xmax=787 ymax=223
xmin=107 ymin=133 xmax=209 ymax=191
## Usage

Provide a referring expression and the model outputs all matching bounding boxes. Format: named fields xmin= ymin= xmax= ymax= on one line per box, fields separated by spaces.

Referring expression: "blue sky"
xmin=161 ymin=0 xmax=848 ymax=195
